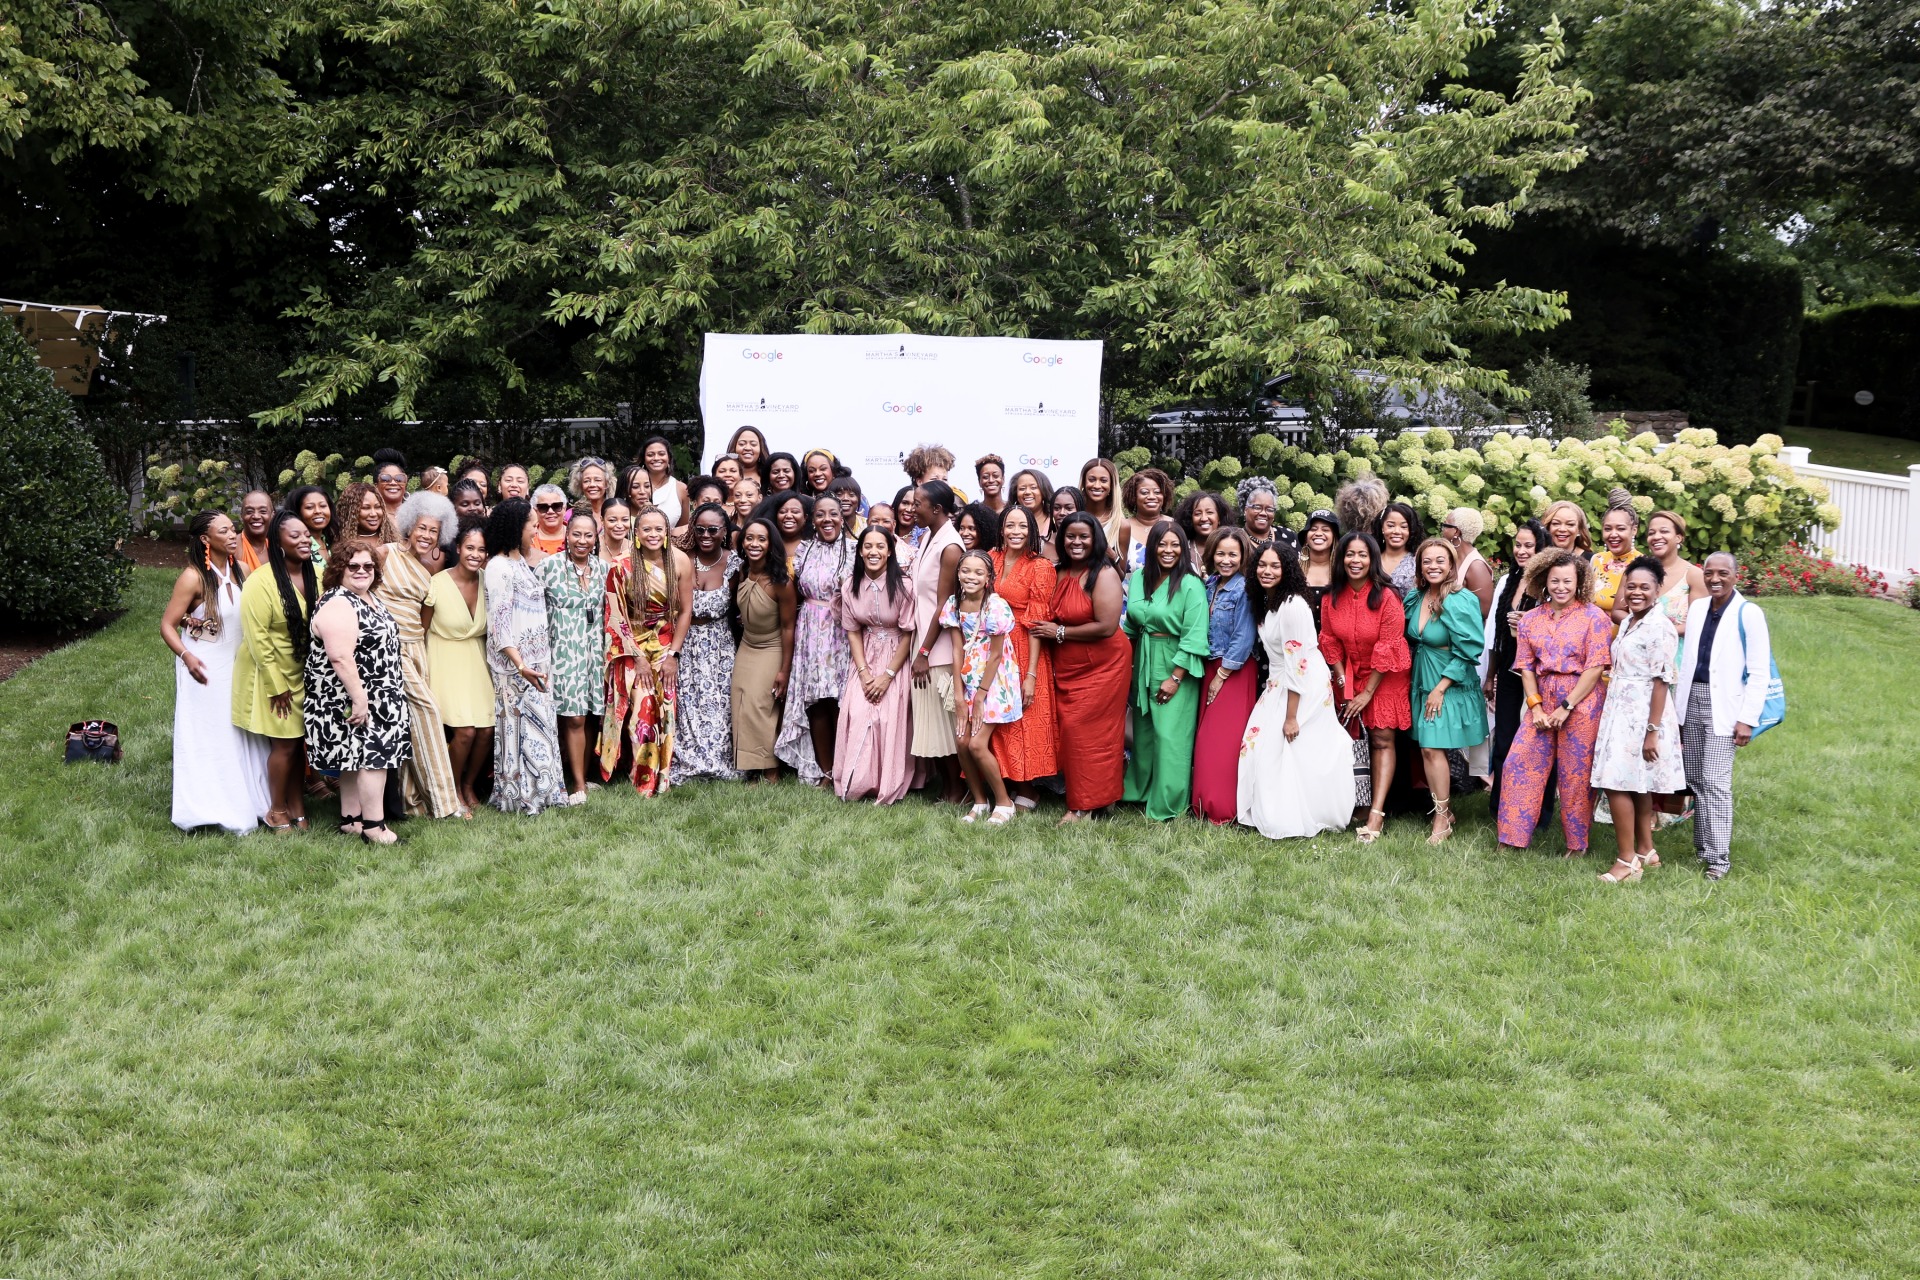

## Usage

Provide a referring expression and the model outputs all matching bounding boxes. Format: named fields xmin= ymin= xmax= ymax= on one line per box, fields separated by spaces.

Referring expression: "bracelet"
xmin=1525 ymin=694 xmax=1542 ymax=708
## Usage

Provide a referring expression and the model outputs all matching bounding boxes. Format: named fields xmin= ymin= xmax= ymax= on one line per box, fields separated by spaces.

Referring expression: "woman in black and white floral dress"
xmin=669 ymin=501 xmax=742 ymax=784
xmin=305 ymin=536 xmax=412 ymax=845
xmin=483 ymin=499 xmax=567 ymax=815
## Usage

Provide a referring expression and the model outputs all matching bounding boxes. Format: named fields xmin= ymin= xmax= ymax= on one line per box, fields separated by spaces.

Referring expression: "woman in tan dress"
xmin=729 ymin=515 xmax=796 ymax=780
xmin=374 ymin=491 xmax=463 ymax=818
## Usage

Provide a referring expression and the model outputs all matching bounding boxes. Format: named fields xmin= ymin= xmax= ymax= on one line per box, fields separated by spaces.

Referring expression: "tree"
xmin=0 ymin=319 xmax=131 ymax=627
xmin=236 ymin=0 xmax=1587 ymax=422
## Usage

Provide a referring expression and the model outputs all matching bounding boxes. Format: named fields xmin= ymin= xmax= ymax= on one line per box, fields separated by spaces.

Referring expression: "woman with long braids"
xmin=233 ymin=510 xmax=317 ymax=831
xmin=601 ymin=504 xmax=690 ymax=795
xmin=1237 ymin=538 xmax=1355 ymax=839
xmin=374 ymin=490 xmax=463 ymax=819
xmin=163 ymin=510 xmax=270 ymax=832
xmin=776 ymin=493 xmax=858 ymax=786
xmin=835 ymin=525 xmax=918 ymax=805
xmin=670 ymin=502 xmax=743 ymax=785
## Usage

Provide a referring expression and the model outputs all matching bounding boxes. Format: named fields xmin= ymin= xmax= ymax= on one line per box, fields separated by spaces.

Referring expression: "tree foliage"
xmin=222 ymin=0 xmax=1585 ymax=420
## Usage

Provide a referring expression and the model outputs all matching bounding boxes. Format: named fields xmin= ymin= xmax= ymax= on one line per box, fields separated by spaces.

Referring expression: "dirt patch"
xmin=0 ymin=609 xmax=126 ymax=684
xmin=124 ymin=534 xmax=192 ymax=569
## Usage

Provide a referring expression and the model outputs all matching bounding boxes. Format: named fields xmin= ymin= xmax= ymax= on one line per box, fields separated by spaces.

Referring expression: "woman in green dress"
xmin=1405 ymin=536 xmax=1490 ymax=844
xmin=1122 ymin=520 xmax=1211 ymax=822
xmin=233 ymin=510 xmax=316 ymax=831
xmin=541 ymin=512 xmax=608 ymax=803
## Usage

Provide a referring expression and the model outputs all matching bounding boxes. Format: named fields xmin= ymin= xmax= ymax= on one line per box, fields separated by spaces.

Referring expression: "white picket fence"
xmin=1779 ymin=445 xmax=1920 ymax=581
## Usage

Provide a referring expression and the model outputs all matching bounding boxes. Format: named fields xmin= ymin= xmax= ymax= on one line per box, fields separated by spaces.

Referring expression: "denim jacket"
xmin=1206 ymin=573 xmax=1258 ymax=671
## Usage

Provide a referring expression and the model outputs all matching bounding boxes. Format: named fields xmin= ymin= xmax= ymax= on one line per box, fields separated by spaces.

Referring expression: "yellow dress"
xmin=232 ymin=570 xmax=309 ymax=738
xmin=424 ymin=570 xmax=494 ymax=728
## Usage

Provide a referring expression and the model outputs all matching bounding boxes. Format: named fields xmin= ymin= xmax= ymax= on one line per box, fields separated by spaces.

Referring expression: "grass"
xmin=1780 ymin=424 xmax=1919 ymax=475
xmin=3 ymin=569 xmax=1918 ymax=1278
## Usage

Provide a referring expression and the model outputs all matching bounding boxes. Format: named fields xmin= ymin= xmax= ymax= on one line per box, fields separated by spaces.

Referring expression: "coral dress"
xmin=988 ymin=550 xmax=1058 ymax=781
xmin=834 ymin=573 xmax=917 ymax=804
xmin=1317 ymin=584 xmax=1412 ymax=730
xmin=1049 ymin=568 xmax=1132 ymax=812
xmin=599 ymin=557 xmax=676 ymax=794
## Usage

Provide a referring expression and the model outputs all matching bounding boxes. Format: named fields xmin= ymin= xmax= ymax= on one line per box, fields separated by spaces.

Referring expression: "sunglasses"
xmin=535 ymin=502 xmax=566 ymax=514
xmin=345 ymin=561 xmax=376 ymax=574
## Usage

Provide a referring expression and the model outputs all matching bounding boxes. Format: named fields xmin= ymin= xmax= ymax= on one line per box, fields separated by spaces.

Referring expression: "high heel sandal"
xmin=263 ymin=809 xmax=292 ymax=834
xmin=1355 ymin=808 xmax=1387 ymax=844
xmin=1637 ymin=849 xmax=1661 ymax=870
xmin=1598 ymin=855 xmax=1643 ymax=884
xmin=1426 ymin=799 xmax=1454 ymax=846
xmin=360 ymin=819 xmax=397 ymax=846
xmin=961 ymin=804 xmax=990 ymax=824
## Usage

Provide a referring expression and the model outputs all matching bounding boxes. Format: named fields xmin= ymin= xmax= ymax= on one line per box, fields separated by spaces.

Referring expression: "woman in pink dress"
xmin=834 ymin=526 xmax=918 ymax=804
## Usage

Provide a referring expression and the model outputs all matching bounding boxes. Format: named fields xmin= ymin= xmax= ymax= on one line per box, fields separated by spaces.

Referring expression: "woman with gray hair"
xmin=373 ymin=488 xmax=464 ymax=818
xmin=530 ymin=483 xmax=569 ymax=562
xmin=568 ymin=456 xmax=611 ymax=527
xmin=1235 ymin=476 xmax=1282 ymax=544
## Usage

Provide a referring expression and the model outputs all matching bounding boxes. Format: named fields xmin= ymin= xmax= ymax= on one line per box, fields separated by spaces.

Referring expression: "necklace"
xmin=695 ymin=551 xmax=722 ymax=573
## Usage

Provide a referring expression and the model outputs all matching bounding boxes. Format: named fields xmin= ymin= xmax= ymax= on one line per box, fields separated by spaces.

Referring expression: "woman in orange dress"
xmin=990 ymin=505 xmax=1058 ymax=810
xmin=1041 ymin=512 xmax=1132 ymax=823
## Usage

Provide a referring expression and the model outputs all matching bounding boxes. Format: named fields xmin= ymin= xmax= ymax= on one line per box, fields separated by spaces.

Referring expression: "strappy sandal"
xmin=360 ymin=819 xmax=398 ymax=846
xmin=1703 ymin=863 xmax=1728 ymax=881
xmin=1598 ymin=855 xmax=1642 ymax=884
xmin=987 ymin=805 xmax=1017 ymax=825
xmin=337 ymin=813 xmax=363 ymax=836
xmin=1426 ymin=799 xmax=1454 ymax=846
xmin=1013 ymin=796 xmax=1038 ymax=812
xmin=291 ymin=815 xmax=309 ymax=831
xmin=961 ymin=804 xmax=990 ymax=823
xmin=263 ymin=809 xmax=292 ymax=834
xmin=1637 ymin=849 xmax=1661 ymax=869
xmin=1355 ymin=808 xmax=1387 ymax=844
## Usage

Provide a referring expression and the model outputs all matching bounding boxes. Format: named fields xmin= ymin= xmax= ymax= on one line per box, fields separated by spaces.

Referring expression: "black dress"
xmin=1485 ymin=572 xmax=1547 ymax=814
xmin=303 ymin=589 xmax=412 ymax=773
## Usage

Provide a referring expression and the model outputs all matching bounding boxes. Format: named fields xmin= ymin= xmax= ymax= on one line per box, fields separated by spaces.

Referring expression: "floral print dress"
xmin=542 ymin=552 xmax=609 ymax=717
xmin=775 ymin=536 xmax=855 ymax=781
xmin=303 ymin=589 xmax=412 ymax=774
xmin=671 ymin=553 xmax=742 ymax=784
xmin=1591 ymin=608 xmax=1688 ymax=794
xmin=484 ymin=555 xmax=566 ymax=815
xmin=939 ymin=594 xmax=1023 ymax=724
xmin=599 ymin=555 xmax=676 ymax=793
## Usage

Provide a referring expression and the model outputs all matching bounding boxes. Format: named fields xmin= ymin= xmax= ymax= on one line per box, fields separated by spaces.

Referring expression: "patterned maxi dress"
xmin=484 ymin=555 xmax=566 ymax=815
xmin=775 ymin=536 xmax=855 ymax=782
xmin=376 ymin=547 xmax=462 ymax=816
xmin=542 ymin=552 xmax=609 ymax=717
xmin=1496 ymin=601 xmax=1613 ymax=852
xmin=599 ymin=555 xmax=676 ymax=794
xmin=303 ymin=589 xmax=412 ymax=774
xmin=670 ymin=553 xmax=742 ymax=785
xmin=833 ymin=572 xmax=917 ymax=804
xmin=988 ymin=550 xmax=1057 ymax=782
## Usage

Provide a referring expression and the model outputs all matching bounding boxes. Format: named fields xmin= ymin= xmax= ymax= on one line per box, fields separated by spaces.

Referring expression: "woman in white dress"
xmin=162 ymin=510 xmax=271 ymax=832
xmin=1591 ymin=556 xmax=1689 ymax=883
xmin=1237 ymin=538 xmax=1355 ymax=839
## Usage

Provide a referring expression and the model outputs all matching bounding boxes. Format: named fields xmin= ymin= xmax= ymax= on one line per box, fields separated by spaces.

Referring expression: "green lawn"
xmin=3 ymin=571 xmax=1917 ymax=1278
xmin=1781 ymin=424 xmax=1919 ymax=475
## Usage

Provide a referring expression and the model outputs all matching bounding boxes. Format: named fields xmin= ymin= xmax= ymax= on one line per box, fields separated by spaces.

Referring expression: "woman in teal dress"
xmin=1405 ymin=536 xmax=1489 ymax=844
xmin=1123 ymin=520 xmax=1211 ymax=821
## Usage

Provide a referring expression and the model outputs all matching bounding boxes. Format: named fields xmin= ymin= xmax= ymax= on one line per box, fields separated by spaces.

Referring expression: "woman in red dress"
xmin=1042 ymin=512 xmax=1132 ymax=823
xmin=1318 ymin=530 xmax=1412 ymax=843
xmin=990 ymin=506 xmax=1059 ymax=810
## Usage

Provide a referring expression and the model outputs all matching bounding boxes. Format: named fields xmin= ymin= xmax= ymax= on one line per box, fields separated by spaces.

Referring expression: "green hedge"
xmin=1796 ymin=298 xmax=1920 ymax=440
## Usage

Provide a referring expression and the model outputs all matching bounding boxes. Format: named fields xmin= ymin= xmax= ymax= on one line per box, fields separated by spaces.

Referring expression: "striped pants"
xmin=1680 ymin=683 xmax=1736 ymax=870
xmin=398 ymin=640 xmax=463 ymax=818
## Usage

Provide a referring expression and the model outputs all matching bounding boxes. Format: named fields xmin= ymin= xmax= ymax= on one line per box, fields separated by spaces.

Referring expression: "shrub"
xmin=145 ymin=454 xmax=247 ymax=528
xmin=1516 ymin=353 xmax=1595 ymax=438
xmin=1738 ymin=543 xmax=1889 ymax=599
xmin=0 ymin=320 xmax=133 ymax=626
xmin=1905 ymin=577 xmax=1920 ymax=610
xmin=1181 ymin=425 xmax=1830 ymax=558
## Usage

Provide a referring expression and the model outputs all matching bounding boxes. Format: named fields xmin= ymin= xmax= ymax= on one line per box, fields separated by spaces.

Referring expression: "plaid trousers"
xmin=1681 ymin=683 xmax=1737 ymax=870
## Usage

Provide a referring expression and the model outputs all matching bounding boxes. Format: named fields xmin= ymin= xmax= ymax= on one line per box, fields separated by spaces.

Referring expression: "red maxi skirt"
xmin=1051 ymin=574 xmax=1133 ymax=812
xmin=1191 ymin=658 xmax=1258 ymax=824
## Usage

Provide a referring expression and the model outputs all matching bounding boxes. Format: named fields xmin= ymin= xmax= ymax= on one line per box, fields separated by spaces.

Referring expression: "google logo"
xmin=1019 ymin=454 xmax=1061 ymax=468
xmin=740 ymin=348 xmax=785 ymax=361
xmin=1023 ymin=353 xmax=1065 ymax=366
xmin=881 ymin=401 xmax=924 ymax=415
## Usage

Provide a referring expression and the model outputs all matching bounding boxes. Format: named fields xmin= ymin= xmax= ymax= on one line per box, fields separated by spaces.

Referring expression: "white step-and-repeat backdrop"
xmin=697 ymin=333 xmax=1103 ymax=504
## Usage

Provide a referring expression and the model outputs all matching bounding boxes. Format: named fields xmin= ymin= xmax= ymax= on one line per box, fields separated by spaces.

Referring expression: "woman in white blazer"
xmin=1671 ymin=553 xmax=1770 ymax=879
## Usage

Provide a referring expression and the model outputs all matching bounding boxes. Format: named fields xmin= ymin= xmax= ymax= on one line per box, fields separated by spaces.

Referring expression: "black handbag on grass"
xmin=64 ymin=720 xmax=122 ymax=764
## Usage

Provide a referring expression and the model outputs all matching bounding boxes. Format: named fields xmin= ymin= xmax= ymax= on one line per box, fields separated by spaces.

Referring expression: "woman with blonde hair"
xmin=1404 ymin=537 xmax=1489 ymax=843
xmin=1540 ymin=499 xmax=1593 ymax=556
xmin=601 ymin=503 xmax=691 ymax=795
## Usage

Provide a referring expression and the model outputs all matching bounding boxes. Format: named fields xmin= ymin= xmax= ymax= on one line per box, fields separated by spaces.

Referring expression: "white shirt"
xmin=1672 ymin=590 xmax=1771 ymax=736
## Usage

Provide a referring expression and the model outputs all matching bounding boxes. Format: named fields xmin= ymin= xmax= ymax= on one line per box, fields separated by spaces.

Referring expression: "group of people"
xmin=164 ymin=430 xmax=1773 ymax=878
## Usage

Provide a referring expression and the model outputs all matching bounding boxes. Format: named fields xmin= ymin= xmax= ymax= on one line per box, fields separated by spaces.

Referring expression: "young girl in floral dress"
xmin=940 ymin=550 xmax=1024 ymax=825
